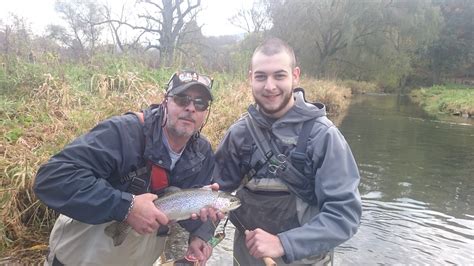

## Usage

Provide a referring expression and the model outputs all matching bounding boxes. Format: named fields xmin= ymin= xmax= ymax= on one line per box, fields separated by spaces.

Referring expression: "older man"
xmin=34 ymin=70 xmax=218 ymax=265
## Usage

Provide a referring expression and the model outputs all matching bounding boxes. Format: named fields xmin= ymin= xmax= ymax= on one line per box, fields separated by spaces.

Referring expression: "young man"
xmin=213 ymin=38 xmax=362 ymax=265
xmin=34 ymin=70 xmax=220 ymax=265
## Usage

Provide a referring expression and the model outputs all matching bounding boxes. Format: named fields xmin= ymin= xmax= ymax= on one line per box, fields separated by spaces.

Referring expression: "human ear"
xmin=292 ymin=67 xmax=301 ymax=86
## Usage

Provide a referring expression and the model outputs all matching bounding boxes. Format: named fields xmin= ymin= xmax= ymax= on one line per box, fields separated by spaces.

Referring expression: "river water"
xmin=163 ymin=94 xmax=474 ymax=265
xmin=335 ymin=94 xmax=474 ymax=265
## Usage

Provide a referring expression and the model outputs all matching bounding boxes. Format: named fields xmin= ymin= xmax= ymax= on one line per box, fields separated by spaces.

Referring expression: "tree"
xmin=101 ymin=2 xmax=147 ymax=53
xmin=380 ymin=0 xmax=441 ymax=89
xmin=426 ymin=0 xmax=474 ymax=83
xmin=268 ymin=0 xmax=385 ymax=78
xmin=0 ymin=14 xmax=33 ymax=58
xmin=109 ymin=0 xmax=203 ymax=66
xmin=173 ymin=20 xmax=206 ymax=67
xmin=229 ymin=0 xmax=271 ymax=34
xmin=48 ymin=0 xmax=105 ymax=60
xmin=265 ymin=0 xmax=443 ymax=92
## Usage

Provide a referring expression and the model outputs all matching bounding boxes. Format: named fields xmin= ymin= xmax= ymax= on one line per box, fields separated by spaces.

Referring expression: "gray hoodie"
xmin=214 ymin=90 xmax=362 ymax=263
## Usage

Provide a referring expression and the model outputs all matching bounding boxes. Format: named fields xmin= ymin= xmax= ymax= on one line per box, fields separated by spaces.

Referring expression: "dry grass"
xmin=0 ymin=72 xmax=163 ymax=262
xmin=300 ymin=78 xmax=352 ymax=125
xmin=91 ymin=71 xmax=147 ymax=99
xmin=203 ymin=81 xmax=253 ymax=148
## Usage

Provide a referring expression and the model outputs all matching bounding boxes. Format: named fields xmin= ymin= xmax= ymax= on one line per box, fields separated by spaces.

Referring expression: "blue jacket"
xmin=34 ymin=105 xmax=216 ymax=240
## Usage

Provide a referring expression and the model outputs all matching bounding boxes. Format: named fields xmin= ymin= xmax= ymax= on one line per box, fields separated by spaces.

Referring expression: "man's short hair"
xmin=252 ymin=37 xmax=297 ymax=69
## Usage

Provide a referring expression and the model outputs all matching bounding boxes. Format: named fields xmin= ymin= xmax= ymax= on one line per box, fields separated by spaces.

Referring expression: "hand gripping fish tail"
xmin=104 ymin=188 xmax=241 ymax=246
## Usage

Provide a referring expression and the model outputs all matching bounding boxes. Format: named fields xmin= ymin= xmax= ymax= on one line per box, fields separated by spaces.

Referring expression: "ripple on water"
xmin=335 ymin=199 xmax=474 ymax=265
xmin=157 ymin=198 xmax=473 ymax=265
xmin=362 ymin=191 xmax=383 ymax=199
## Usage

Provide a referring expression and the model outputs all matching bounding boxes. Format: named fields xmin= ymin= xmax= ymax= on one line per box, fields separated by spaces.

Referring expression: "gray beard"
xmin=165 ymin=119 xmax=195 ymax=139
xmin=167 ymin=125 xmax=194 ymax=139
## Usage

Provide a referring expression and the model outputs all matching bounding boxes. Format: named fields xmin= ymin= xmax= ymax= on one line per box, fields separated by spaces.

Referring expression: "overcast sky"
xmin=0 ymin=0 xmax=253 ymax=37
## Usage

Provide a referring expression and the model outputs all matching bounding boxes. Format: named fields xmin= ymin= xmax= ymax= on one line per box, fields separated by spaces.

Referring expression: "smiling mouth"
xmin=264 ymin=94 xmax=280 ymax=99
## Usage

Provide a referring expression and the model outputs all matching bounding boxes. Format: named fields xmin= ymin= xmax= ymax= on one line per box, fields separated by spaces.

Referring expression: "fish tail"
xmin=104 ymin=222 xmax=130 ymax=246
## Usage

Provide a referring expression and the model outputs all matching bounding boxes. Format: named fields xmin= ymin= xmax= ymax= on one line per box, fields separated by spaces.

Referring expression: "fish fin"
xmin=104 ymin=222 xmax=116 ymax=238
xmin=163 ymin=186 xmax=181 ymax=193
xmin=160 ymin=186 xmax=182 ymax=197
xmin=104 ymin=222 xmax=129 ymax=246
xmin=113 ymin=230 xmax=129 ymax=246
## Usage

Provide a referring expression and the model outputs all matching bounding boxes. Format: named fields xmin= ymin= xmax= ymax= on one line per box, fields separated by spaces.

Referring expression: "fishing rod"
xmin=229 ymin=213 xmax=277 ymax=266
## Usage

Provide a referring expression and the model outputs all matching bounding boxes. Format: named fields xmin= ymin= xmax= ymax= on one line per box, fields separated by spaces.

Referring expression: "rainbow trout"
xmin=104 ymin=188 xmax=241 ymax=246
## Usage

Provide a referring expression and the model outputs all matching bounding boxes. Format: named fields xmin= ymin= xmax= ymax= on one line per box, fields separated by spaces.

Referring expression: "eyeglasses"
xmin=168 ymin=94 xmax=210 ymax=112
xmin=168 ymin=71 xmax=213 ymax=90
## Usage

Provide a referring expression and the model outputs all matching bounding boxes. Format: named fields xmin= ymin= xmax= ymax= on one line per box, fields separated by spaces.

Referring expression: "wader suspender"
xmin=119 ymin=112 xmax=149 ymax=195
xmin=121 ymin=112 xmax=171 ymax=235
xmin=120 ymin=112 xmax=170 ymax=195
xmin=291 ymin=117 xmax=315 ymax=173
xmin=121 ymin=167 xmax=148 ymax=194
xmin=244 ymin=115 xmax=274 ymax=177
xmin=244 ymin=114 xmax=316 ymax=201
xmin=245 ymin=114 xmax=315 ymax=175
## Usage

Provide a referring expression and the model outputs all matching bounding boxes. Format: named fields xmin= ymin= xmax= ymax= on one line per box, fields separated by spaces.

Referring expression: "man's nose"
xmin=184 ymin=100 xmax=196 ymax=112
xmin=264 ymin=78 xmax=276 ymax=90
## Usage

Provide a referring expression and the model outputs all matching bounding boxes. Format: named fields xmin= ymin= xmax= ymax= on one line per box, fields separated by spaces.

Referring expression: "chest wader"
xmin=231 ymin=113 xmax=334 ymax=266
xmin=230 ymin=113 xmax=317 ymax=235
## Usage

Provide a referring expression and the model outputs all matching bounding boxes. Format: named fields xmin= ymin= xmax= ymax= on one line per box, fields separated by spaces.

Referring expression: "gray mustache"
xmin=179 ymin=115 xmax=195 ymax=123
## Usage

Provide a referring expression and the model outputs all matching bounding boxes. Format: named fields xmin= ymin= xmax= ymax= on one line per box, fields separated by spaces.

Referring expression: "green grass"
xmin=410 ymin=85 xmax=474 ymax=117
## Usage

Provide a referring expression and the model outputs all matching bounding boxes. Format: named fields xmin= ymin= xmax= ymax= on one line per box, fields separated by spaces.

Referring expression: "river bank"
xmin=410 ymin=84 xmax=474 ymax=119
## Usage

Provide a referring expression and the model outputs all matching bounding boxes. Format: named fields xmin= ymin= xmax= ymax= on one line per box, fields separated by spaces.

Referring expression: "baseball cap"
xmin=166 ymin=70 xmax=213 ymax=101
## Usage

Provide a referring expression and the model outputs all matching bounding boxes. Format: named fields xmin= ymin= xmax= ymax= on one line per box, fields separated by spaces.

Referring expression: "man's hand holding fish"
xmin=190 ymin=183 xmax=226 ymax=222
xmin=125 ymin=193 xmax=169 ymax=234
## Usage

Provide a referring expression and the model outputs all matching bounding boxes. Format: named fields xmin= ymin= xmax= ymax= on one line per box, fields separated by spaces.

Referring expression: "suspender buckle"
xmin=264 ymin=151 xmax=273 ymax=159
xmin=129 ymin=176 xmax=147 ymax=194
